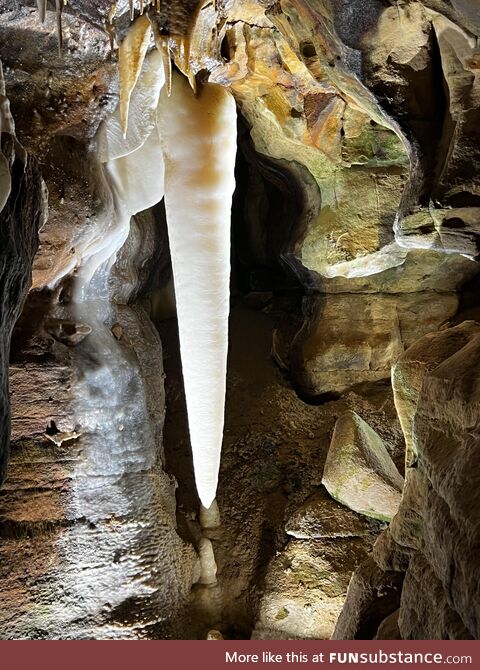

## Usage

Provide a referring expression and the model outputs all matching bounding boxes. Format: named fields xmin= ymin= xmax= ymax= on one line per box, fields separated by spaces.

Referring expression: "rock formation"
xmin=0 ymin=67 xmax=44 ymax=483
xmin=0 ymin=0 xmax=479 ymax=640
xmin=322 ymin=411 xmax=403 ymax=522
xmin=336 ymin=322 xmax=480 ymax=639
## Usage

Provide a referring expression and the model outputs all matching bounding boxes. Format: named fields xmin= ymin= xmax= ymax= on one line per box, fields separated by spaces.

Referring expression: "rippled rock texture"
xmin=0 ymin=78 xmax=44 ymax=483
xmin=337 ymin=322 xmax=480 ymax=639
xmin=1 ymin=0 xmax=480 ymax=640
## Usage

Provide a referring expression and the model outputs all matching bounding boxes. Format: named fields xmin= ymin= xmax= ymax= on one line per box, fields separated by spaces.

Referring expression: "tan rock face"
xmin=1 ymin=0 xmax=480 ymax=641
xmin=293 ymin=291 xmax=459 ymax=396
xmin=275 ymin=1 xmax=480 ymax=398
xmin=338 ymin=322 xmax=480 ymax=639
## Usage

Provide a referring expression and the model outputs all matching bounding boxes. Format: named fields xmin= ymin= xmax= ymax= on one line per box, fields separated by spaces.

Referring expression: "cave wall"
xmin=0 ymin=0 xmax=479 ymax=640
xmin=0 ymin=4 xmax=198 ymax=639
xmin=0 ymin=75 xmax=43 ymax=483
xmin=335 ymin=321 xmax=480 ymax=639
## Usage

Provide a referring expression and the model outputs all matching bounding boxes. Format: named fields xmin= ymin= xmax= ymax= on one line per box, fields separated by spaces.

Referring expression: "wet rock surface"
xmin=0 ymin=0 xmax=480 ymax=641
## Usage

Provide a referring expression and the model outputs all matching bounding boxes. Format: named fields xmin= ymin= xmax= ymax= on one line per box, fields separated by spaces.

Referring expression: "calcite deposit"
xmin=0 ymin=0 xmax=480 ymax=641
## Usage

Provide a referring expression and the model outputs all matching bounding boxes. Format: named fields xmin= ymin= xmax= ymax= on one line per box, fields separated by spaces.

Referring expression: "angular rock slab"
xmin=285 ymin=487 xmax=374 ymax=540
xmin=292 ymin=290 xmax=458 ymax=397
xmin=322 ymin=411 xmax=404 ymax=522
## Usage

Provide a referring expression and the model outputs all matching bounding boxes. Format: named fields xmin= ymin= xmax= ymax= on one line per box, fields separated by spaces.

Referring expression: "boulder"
xmin=285 ymin=487 xmax=374 ymax=540
xmin=322 ymin=411 xmax=404 ymax=522
xmin=252 ymin=538 xmax=370 ymax=640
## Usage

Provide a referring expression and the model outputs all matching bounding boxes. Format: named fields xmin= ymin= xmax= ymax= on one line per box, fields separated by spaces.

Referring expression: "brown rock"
xmin=322 ymin=411 xmax=404 ymax=522
xmin=285 ymin=487 xmax=375 ymax=540
xmin=333 ymin=556 xmax=404 ymax=640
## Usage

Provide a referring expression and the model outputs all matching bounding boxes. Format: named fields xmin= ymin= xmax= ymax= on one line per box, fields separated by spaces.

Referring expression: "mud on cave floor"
xmin=156 ymin=297 xmax=405 ymax=640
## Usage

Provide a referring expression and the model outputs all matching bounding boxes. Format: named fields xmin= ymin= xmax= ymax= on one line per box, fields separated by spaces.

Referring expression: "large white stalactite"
xmin=94 ymin=42 xmax=237 ymax=508
xmin=159 ymin=73 xmax=237 ymax=508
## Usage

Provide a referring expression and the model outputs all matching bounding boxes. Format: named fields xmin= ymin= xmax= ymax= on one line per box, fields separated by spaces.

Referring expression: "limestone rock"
xmin=333 ymin=556 xmax=404 ymax=640
xmin=1 ymin=303 xmax=198 ymax=639
xmin=392 ymin=320 xmax=480 ymax=465
xmin=372 ymin=528 xmax=412 ymax=574
xmin=404 ymin=323 xmax=480 ymax=638
xmin=399 ymin=553 xmax=473 ymax=640
xmin=322 ymin=411 xmax=404 ymax=522
xmin=341 ymin=322 xmax=480 ymax=639
xmin=397 ymin=208 xmax=480 ymax=259
xmin=432 ymin=14 xmax=480 ymax=202
xmin=252 ymin=538 xmax=370 ymax=640
xmin=0 ymin=88 xmax=43 ymax=482
xmin=285 ymin=487 xmax=374 ymax=540
xmin=292 ymin=291 xmax=458 ymax=396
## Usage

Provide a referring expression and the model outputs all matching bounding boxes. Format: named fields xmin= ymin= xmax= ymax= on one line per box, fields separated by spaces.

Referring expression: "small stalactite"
xmin=118 ymin=14 xmax=152 ymax=136
xmin=105 ymin=4 xmax=117 ymax=52
xmin=148 ymin=11 xmax=172 ymax=96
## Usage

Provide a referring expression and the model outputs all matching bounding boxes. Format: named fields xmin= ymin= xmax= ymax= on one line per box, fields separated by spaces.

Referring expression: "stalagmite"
xmin=118 ymin=14 xmax=152 ymax=136
xmin=55 ymin=0 xmax=63 ymax=53
xmin=158 ymin=73 xmax=237 ymax=508
xmin=197 ymin=537 xmax=218 ymax=585
xmin=36 ymin=0 xmax=46 ymax=23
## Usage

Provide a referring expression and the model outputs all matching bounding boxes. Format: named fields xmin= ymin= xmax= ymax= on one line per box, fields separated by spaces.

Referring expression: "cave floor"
xmin=157 ymin=298 xmax=403 ymax=639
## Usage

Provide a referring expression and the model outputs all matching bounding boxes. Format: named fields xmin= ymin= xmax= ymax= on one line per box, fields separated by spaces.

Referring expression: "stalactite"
xmin=118 ymin=14 xmax=152 ymax=136
xmin=82 ymin=50 xmax=165 ymax=287
xmin=97 ymin=49 xmax=165 ymax=162
xmin=43 ymin=9 xmax=237 ymax=508
xmin=148 ymin=12 xmax=172 ymax=96
xmin=158 ymin=72 xmax=237 ymax=508
xmin=105 ymin=4 xmax=117 ymax=52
